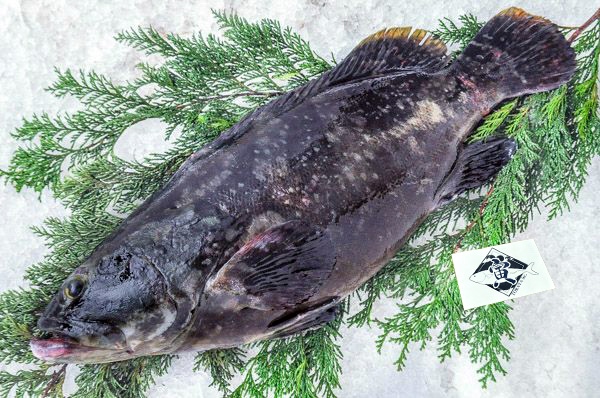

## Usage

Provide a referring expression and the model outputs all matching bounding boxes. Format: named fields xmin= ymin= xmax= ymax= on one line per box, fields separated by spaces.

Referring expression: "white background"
xmin=0 ymin=1 xmax=598 ymax=397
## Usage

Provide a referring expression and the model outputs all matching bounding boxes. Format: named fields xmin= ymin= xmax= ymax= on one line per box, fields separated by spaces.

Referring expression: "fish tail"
xmin=451 ymin=7 xmax=576 ymax=98
xmin=526 ymin=262 xmax=539 ymax=275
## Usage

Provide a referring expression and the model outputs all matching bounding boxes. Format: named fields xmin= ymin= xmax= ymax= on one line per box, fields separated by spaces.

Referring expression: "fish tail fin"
xmin=452 ymin=7 xmax=576 ymax=98
xmin=526 ymin=262 xmax=539 ymax=275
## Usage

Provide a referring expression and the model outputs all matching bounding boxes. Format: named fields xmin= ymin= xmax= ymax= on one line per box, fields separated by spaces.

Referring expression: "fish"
xmin=30 ymin=7 xmax=575 ymax=363
xmin=470 ymin=262 xmax=538 ymax=288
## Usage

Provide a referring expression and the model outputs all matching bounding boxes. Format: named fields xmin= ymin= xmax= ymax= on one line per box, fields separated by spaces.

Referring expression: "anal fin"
xmin=436 ymin=136 xmax=516 ymax=204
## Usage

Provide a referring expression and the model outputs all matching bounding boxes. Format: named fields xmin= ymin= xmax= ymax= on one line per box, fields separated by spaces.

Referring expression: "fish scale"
xmin=30 ymin=7 xmax=576 ymax=363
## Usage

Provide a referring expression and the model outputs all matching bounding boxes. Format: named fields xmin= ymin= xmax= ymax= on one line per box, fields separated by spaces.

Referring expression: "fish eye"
xmin=63 ymin=276 xmax=86 ymax=300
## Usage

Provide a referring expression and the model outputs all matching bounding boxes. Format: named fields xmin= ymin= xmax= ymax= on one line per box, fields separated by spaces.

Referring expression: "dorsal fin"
xmin=264 ymin=27 xmax=448 ymax=118
xmin=332 ymin=27 xmax=449 ymax=83
xmin=174 ymin=27 xmax=448 ymax=174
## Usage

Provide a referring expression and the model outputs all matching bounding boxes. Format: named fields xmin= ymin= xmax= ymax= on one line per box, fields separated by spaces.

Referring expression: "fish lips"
xmin=31 ymin=316 xmax=130 ymax=363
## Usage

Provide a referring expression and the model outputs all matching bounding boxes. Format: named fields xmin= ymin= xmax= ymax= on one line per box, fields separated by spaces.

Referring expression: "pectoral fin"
xmin=206 ymin=220 xmax=336 ymax=310
xmin=436 ymin=135 xmax=516 ymax=204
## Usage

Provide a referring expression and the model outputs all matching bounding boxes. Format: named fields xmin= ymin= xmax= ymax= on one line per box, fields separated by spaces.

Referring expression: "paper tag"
xmin=452 ymin=239 xmax=554 ymax=310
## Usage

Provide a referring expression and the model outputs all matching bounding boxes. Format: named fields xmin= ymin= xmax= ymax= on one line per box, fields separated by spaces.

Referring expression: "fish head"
xmin=31 ymin=248 xmax=182 ymax=363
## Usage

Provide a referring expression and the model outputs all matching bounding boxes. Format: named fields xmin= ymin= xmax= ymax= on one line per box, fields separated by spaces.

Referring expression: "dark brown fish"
xmin=30 ymin=7 xmax=575 ymax=363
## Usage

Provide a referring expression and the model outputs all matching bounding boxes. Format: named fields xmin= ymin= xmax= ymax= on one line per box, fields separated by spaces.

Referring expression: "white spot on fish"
xmin=325 ymin=130 xmax=341 ymax=143
xmin=407 ymin=136 xmax=424 ymax=155
xmin=201 ymin=216 xmax=220 ymax=226
xmin=417 ymin=178 xmax=433 ymax=194
xmin=342 ymin=166 xmax=355 ymax=181
xmin=388 ymin=125 xmax=409 ymax=138
xmin=404 ymin=99 xmax=444 ymax=129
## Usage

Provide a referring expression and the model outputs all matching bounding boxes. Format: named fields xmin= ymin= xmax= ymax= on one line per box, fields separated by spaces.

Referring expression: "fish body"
xmin=31 ymin=8 xmax=576 ymax=363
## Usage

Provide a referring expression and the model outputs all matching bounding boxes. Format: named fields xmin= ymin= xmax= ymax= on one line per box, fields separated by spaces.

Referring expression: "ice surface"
xmin=0 ymin=1 xmax=598 ymax=397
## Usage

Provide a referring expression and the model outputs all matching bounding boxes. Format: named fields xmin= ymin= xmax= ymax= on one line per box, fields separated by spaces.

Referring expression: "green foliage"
xmin=194 ymin=348 xmax=246 ymax=394
xmin=71 ymin=357 xmax=172 ymax=398
xmin=0 ymin=366 xmax=63 ymax=398
xmin=229 ymin=317 xmax=344 ymax=398
xmin=0 ymin=9 xmax=598 ymax=398
xmin=432 ymin=13 xmax=484 ymax=55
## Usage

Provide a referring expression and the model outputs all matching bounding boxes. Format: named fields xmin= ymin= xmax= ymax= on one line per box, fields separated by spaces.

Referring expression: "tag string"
xmin=453 ymin=184 xmax=494 ymax=253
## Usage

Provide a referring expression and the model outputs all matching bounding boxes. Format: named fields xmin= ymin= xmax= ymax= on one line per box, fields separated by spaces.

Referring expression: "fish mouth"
xmin=30 ymin=335 xmax=128 ymax=363
xmin=31 ymin=336 xmax=100 ymax=360
xmin=31 ymin=316 xmax=131 ymax=363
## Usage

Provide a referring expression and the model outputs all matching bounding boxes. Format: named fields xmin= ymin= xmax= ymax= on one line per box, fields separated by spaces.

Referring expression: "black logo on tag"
xmin=469 ymin=248 xmax=538 ymax=296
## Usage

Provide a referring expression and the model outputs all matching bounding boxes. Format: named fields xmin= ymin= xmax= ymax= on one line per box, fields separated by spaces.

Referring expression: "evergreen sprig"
xmin=229 ymin=316 xmax=344 ymax=398
xmin=433 ymin=13 xmax=484 ymax=55
xmin=0 ymin=9 xmax=598 ymax=398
